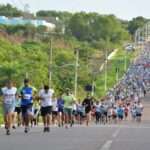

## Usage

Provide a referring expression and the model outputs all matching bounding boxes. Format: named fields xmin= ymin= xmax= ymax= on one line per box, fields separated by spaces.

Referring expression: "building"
xmin=0 ymin=16 xmax=56 ymax=30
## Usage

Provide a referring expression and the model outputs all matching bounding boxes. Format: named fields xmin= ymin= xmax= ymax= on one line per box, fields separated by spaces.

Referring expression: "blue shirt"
xmin=57 ymin=99 xmax=64 ymax=109
xmin=117 ymin=107 xmax=124 ymax=116
xmin=20 ymin=87 xmax=34 ymax=106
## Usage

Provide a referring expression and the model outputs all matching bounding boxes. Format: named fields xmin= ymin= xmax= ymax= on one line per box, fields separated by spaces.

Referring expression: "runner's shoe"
xmin=24 ymin=127 xmax=29 ymax=133
xmin=43 ymin=127 xmax=47 ymax=133
xmin=6 ymin=129 xmax=11 ymax=135
xmin=47 ymin=127 xmax=50 ymax=132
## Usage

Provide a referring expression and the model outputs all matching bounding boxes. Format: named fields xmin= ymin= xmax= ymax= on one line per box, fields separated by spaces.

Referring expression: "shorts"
xmin=72 ymin=110 xmax=78 ymax=116
xmin=64 ymin=108 xmax=73 ymax=116
xmin=21 ymin=104 xmax=33 ymax=117
xmin=136 ymin=113 xmax=142 ymax=117
xmin=125 ymin=112 xmax=128 ymax=117
xmin=3 ymin=103 xmax=15 ymax=114
xmin=118 ymin=115 xmax=123 ymax=120
xmin=58 ymin=107 xmax=64 ymax=113
xmin=15 ymin=107 xmax=21 ymax=114
xmin=41 ymin=106 xmax=52 ymax=117
xmin=85 ymin=107 xmax=91 ymax=114
xmin=77 ymin=111 xmax=84 ymax=118
xmin=112 ymin=114 xmax=117 ymax=119
xmin=52 ymin=111 xmax=58 ymax=116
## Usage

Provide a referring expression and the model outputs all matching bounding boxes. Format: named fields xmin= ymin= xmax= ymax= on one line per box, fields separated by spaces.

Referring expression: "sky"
xmin=0 ymin=0 xmax=150 ymax=20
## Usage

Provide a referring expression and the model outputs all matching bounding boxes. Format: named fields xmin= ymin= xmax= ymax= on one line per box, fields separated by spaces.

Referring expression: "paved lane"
xmin=0 ymin=126 xmax=115 ymax=150
xmin=1 ymin=124 xmax=150 ymax=150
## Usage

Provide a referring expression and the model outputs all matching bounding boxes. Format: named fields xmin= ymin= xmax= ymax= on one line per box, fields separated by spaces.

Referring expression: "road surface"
xmin=0 ymin=94 xmax=150 ymax=150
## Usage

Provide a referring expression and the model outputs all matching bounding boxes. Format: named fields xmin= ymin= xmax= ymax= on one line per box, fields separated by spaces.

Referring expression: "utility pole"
xmin=116 ymin=67 xmax=119 ymax=82
xmin=104 ymin=49 xmax=108 ymax=92
xmin=124 ymin=50 xmax=127 ymax=72
xmin=74 ymin=48 xmax=79 ymax=98
xmin=48 ymin=37 xmax=53 ymax=88
xmin=92 ymin=76 xmax=96 ymax=97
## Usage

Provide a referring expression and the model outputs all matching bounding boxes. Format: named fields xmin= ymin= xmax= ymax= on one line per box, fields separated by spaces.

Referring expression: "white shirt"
xmin=39 ymin=89 xmax=54 ymax=107
xmin=52 ymin=99 xmax=58 ymax=111
xmin=1 ymin=87 xmax=17 ymax=104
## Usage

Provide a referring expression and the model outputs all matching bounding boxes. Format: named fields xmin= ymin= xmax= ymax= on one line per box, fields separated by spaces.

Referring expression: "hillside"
xmin=0 ymin=34 xmax=136 ymax=98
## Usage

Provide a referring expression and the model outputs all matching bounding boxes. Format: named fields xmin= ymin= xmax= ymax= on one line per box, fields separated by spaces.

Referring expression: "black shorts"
xmin=58 ymin=108 xmax=64 ymax=113
xmin=85 ymin=107 xmax=91 ymax=114
xmin=52 ymin=111 xmax=58 ymax=116
xmin=112 ymin=114 xmax=117 ymax=119
xmin=118 ymin=115 xmax=123 ymax=119
xmin=41 ymin=106 xmax=52 ymax=116
xmin=15 ymin=107 xmax=21 ymax=114
xmin=136 ymin=113 xmax=142 ymax=117
xmin=21 ymin=104 xmax=33 ymax=117
xmin=72 ymin=110 xmax=78 ymax=116
xmin=77 ymin=111 xmax=84 ymax=118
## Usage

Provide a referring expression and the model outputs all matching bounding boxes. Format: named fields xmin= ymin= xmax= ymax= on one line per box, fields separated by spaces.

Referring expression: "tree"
xmin=0 ymin=4 xmax=23 ymax=17
xmin=128 ymin=17 xmax=148 ymax=35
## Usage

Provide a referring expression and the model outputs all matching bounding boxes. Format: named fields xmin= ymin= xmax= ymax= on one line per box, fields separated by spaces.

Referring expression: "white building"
xmin=0 ymin=16 xmax=56 ymax=30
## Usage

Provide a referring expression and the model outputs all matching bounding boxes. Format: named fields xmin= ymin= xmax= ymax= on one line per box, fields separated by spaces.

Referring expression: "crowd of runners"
xmin=0 ymin=43 xmax=149 ymax=135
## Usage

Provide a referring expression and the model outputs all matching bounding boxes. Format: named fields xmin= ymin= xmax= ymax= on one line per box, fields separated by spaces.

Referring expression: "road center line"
xmin=100 ymin=140 xmax=112 ymax=150
xmin=112 ymin=128 xmax=120 ymax=138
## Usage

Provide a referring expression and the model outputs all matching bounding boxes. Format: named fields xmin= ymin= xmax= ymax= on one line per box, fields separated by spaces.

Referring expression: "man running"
xmin=39 ymin=85 xmax=54 ymax=132
xmin=1 ymin=81 xmax=17 ymax=135
xmin=19 ymin=79 xmax=36 ymax=133
xmin=62 ymin=89 xmax=75 ymax=129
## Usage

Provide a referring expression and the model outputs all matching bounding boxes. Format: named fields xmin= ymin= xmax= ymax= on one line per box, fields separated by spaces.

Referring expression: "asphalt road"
xmin=0 ymin=94 xmax=150 ymax=150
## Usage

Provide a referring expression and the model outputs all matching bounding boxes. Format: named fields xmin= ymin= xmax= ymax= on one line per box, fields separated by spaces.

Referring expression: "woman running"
xmin=1 ymin=81 xmax=17 ymax=135
xmin=82 ymin=94 xmax=93 ymax=126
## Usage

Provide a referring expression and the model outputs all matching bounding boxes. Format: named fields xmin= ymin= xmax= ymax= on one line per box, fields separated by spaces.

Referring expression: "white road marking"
xmin=100 ymin=140 xmax=112 ymax=150
xmin=112 ymin=128 xmax=120 ymax=138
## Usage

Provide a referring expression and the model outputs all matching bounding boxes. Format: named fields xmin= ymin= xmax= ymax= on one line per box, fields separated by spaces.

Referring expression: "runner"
xmin=94 ymin=101 xmax=101 ymax=124
xmin=19 ymin=79 xmax=36 ymax=133
xmin=39 ymin=85 xmax=54 ymax=132
xmin=117 ymin=105 xmax=124 ymax=121
xmin=76 ymin=99 xmax=85 ymax=125
xmin=31 ymin=100 xmax=40 ymax=126
xmin=57 ymin=95 xmax=64 ymax=127
xmin=1 ymin=80 xmax=17 ymax=135
xmin=14 ymin=97 xmax=21 ymax=127
xmin=52 ymin=96 xmax=58 ymax=126
xmin=62 ymin=89 xmax=75 ymax=129
xmin=130 ymin=103 xmax=137 ymax=121
xmin=124 ymin=105 xmax=129 ymax=120
xmin=82 ymin=94 xmax=93 ymax=126
xmin=135 ymin=101 xmax=144 ymax=122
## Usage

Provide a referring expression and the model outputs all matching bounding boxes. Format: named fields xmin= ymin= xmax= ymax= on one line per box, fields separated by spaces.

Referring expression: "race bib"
xmin=23 ymin=94 xmax=32 ymax=100
xmin=4 ymin=94 xmax=15 ymax=104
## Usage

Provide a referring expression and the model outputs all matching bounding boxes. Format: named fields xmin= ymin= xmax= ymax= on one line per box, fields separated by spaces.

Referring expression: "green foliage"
xmin=36 ymin=10 xmax=72 ymax=24
xmin=67 ymin=13 xmax=129 ymax=49
xmin=128 ymin=17 xmax=148 ymax=35
xmin=0 ymin=4 xmax=23 ymax=17
xmin=0 ymin=4 xmax=135 ymax=99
